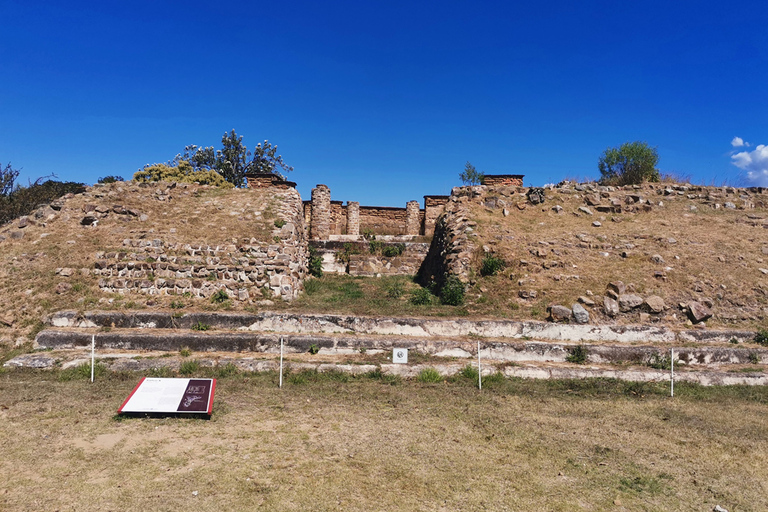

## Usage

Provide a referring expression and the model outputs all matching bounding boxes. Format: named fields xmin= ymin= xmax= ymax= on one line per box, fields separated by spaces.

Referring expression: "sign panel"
xmin=393 ymin=348 xmax=408 ymax=364
xmin=118 ymin=378 xmax=216 ymax=415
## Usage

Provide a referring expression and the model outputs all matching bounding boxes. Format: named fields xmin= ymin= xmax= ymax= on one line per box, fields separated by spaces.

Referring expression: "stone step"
xmin=46 ymin=310 xmax=758 ymax=346
xmin=34 ymin=329 xmax=767 ymax=367
xmin=5 ymin=348 xmax=767 ymax=387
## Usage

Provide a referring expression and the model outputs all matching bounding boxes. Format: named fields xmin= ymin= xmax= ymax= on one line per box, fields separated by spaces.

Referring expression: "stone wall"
xmin=417 ymin=186 xmax=482 ymax=288
xmin=305 ymin=185 xmax=436 ymax=238
xmin=483 ymin=174 xmax=524 ymax=187
xmin=94 ymin=188 xmax=308 ymax=301
xmin=309 ymin=240 xmax=429 ymax=276
xmin=348 ymin=243 xmax=430 ymax=277
xmin=424 ymin=195 xmax=449 ymax=235
xmin=245 ymin=173 xmax=297 ymax=189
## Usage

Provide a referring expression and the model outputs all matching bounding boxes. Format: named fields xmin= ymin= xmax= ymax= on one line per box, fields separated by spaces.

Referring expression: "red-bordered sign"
xmin=118 ymin=378 xmax=216 ymax=415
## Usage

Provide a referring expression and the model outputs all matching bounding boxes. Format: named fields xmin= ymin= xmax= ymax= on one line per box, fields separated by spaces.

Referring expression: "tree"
xmin=459 ymin=161 xmax=484 ymax=185
xmin=171 ymin=130 xmax=294 ymax=187
xmin=1 ymin=162 xmax=20 ymax=197
xmin=598 ymin=141 xmax=660 ymax=185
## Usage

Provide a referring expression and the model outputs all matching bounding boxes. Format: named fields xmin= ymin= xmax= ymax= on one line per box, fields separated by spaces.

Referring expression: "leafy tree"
xmin=459 ymin=161 xmax=484 ymax=186
xmin=133 ymin=161 xmax=233 ymax=188
xmin=598 ymin=141 xmax=660 ymax=185
xmin=172 ymin=130 xmax=293 ymax=187
xmin=1 ymin=162 xmax=20 ymax=197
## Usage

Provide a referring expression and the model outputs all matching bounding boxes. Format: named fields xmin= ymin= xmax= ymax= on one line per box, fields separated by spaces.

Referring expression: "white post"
xmin=670 ymin=348 xmax=674 ymax=397
xmin=279 ymin=336 xmax=283 ymax=389
xmin=90 ymin=334 xmax=95 ymax=383
xmin=477 ymin=341 xmax=482 ymax=390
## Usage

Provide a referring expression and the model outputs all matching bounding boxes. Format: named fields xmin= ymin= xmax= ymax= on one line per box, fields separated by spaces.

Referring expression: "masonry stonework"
xmin=346 ymin=201 xmax=360 ymax=236
xmin=405 ymin=200 xmax=421 ymax=236
xmin=310 ymin=184 xmax=331 ymax=240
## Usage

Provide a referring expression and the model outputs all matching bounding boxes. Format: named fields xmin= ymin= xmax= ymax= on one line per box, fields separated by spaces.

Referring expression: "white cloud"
xmin=731 ymin=143 xmax=768 ymax=186
xmin=731 ymin=136 xmax=745 ymax=147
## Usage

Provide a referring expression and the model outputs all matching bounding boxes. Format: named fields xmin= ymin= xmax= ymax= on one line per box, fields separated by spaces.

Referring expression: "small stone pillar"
xmin=346 ymin=201 xmax=360 ymax=237
xmin=310 ymin=184 xmax=331 ymax=240
xmin=405 ymin=200 xmax=421 ymax=236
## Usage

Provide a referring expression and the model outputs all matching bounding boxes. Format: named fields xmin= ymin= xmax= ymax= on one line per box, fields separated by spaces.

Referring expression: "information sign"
xmin=118 ymin=377 xmax=216 ymax=415
xmin=393 ymin=348 xmax=408 ymax=364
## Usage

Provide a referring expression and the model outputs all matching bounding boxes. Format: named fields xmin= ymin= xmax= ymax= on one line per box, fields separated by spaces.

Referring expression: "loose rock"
xmin=618 ymin=294 xmax=643 ymax=312
xmin=571 ymin=303 xmax=589 ymax=324
xmin=687 ymin=301 xmax=713 ymax=324
xmin=548 ymin=305 xmax=572 ymax=322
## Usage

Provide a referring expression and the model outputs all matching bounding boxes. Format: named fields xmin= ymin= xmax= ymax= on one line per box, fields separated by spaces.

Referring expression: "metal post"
xmin=91 ymin=335 xmax=95 ymax=383
xmin=670 ymin=348 xmax=674 ymax=397
xmin=478 ymin=341 xmax=482 ymax=390
xmin=279 ymin=336 xmax=283 ymax=389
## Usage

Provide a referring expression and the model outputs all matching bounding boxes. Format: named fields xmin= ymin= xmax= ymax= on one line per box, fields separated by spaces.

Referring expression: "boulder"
xmin=644 ymin=295 xmax=666 ymax=314
xmin=651 ymin=254 xmax=666 ymax=264
xmin=548 ymin=305 xmax=572 ymax=323
xmin=607 ymin=281 xmax=626 ymax=295
xmin=687 ymin=301 xmax=713 ymax=324
xmin=571 ymin=303 xmax=590 ymax=324
xmin=618 ymin=294 xmax=643 ymax=312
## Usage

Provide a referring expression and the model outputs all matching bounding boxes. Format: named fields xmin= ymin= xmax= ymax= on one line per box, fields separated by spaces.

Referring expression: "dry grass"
xmin=0 ymin=182 xmax=280 ymax=343
xmin=0 ymin=369 xmax=766 ymax=511
xmin=464 ymin=184 xmax=768 ymax=327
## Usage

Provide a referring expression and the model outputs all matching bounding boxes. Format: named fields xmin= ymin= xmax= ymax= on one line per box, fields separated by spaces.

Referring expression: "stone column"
xmin=310 ymin=184 xmax=331 ymax=240
xmin=346 ymin=201 xmax=360 ymax=237
xmin=405 ymin=200 xmax=421 ymax=236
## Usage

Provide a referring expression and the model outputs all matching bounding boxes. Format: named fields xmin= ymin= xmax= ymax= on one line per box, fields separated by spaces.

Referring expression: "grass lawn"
xmin=1 ymin=369 xmax=766 ymax=511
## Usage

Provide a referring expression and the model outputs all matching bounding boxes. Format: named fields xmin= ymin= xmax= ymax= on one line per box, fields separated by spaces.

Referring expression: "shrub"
xmin=97 ymin=175 xmax=124 ymax=184
xmin=0 ymin=179 xmax=85 ymax=225
xmin=440 ymin=275 xmax=465 ymax=306
xmin=409 ymin=287 xmax=434 ymax=305
xmin=368 ymin=240 xmax=382 ymax=254
xmin=362 ymin=228 xmax=376 ymax=241
xmin=566 ymin=345 xmax=588 ymax=364
xmin=480 ymin=254 xmax=506 ymax=277
xmin=418 ymin=367 xmax=443 ymax=383
xmin=382 ymin=243 xmax=406 ymax=258
xmin=308 ymin=246 xmax=323 ymax=277
xmin=308 ymin=344 xmax=320 ymax=355
xmin=191 ymin=321 xmax=211 ymax=331
xmin=754 ymin=329 xmax=768 ymax=346
xmin=748 ymin=352 xmax=760 ymax=365
xmin=133 ymin=161 xmax=234 ymax=188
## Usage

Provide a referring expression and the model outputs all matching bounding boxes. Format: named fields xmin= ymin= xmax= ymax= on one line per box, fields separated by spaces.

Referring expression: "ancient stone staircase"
xmin=5 ymin=310 xmax=765 ymax=386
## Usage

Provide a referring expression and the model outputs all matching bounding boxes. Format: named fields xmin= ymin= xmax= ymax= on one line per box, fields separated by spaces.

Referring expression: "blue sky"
xmin=2 ymin=0 xmax=767 ymax=207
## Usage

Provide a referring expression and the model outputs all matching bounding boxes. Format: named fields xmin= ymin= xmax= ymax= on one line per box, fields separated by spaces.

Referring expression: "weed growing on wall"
xmin=308 ymin=246 xmax=323 ymax=278
xmin=211 ymin=289 xmax=229 ymax=304
xmin=382 ymin=243 xmax=406 ymax=258
xmin=566 ymin=345 xmax=589 ymax=364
